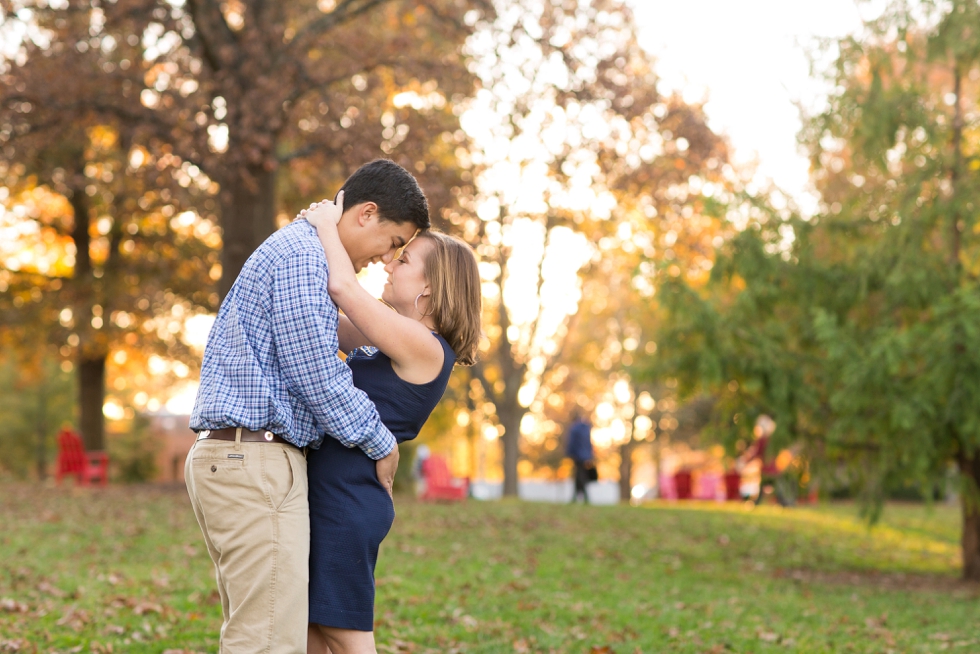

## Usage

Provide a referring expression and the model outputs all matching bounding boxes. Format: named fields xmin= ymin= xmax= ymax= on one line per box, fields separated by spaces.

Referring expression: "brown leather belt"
xmin=196 ymin=427 xmax=293 ymax=446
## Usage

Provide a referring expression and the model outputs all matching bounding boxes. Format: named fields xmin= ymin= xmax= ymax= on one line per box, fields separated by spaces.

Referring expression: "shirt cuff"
xmin=360 ymin=428 xmax=397 ymax=460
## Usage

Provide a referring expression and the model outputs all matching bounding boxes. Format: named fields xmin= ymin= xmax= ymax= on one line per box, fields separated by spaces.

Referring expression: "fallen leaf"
xmin=0 ymin=598 xmax=29 ymax=613
xmin=133 ymin=601 xmax=163 ymax=615
xmin=38 ymin=581 xmax=67 ymax=598
xmin=56 ymin=607 xmax=91 ymax=631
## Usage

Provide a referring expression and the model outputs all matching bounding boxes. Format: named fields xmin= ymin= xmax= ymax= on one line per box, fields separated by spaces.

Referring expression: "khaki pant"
xmin=185 ymin=435 xmax=310 ymax=654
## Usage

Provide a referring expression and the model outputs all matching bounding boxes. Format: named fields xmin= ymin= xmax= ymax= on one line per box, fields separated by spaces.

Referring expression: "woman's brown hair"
xmin=417 ymin=231 xmax=482 ymax=366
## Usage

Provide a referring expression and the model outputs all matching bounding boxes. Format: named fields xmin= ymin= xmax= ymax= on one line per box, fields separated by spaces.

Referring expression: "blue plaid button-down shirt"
xmin=190 ymin=219 xmax=396 ymax=459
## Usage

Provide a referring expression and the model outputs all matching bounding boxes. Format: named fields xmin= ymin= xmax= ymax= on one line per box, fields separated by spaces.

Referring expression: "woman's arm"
xmin=303 ymin=193 xmax=443 ymax=381
xmin=338 ymin=313 xmax=372 ymax=352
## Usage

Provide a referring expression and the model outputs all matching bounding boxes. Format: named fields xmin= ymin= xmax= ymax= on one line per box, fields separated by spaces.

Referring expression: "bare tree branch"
xmin=469 ymin=361 xmax=500 ymax=408
xmin=286 ymin=0 xmax=394 ymax=58
xmin=185 ymin=0 xmax=241 ymax=72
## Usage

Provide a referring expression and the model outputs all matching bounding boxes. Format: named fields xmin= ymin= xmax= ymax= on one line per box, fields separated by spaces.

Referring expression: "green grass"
xmin=0 ymin=485 xmax=977 ymax=653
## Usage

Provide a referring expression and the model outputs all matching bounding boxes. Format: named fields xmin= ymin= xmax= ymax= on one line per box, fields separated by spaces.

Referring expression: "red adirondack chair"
xmin=724 ymin=470 xmax=743 ymax=501
xmin=420 ymin=455 xmax=468 ymax=502
xmin=55 ymin=428 xmax=109 ymax=486
xmin=673 ymin=470 xmax=693 ymax=500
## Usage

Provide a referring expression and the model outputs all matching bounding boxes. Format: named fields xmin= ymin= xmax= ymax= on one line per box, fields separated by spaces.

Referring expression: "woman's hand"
xmin=300 ymin=190 xmax=344 ymax=228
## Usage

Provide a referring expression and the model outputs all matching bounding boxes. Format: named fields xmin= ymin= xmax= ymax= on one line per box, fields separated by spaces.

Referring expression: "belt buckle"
xmin=264 ymin=431 xmax=274 ymax=442
xmin=197 ymin=430 xmax=211 ymax=441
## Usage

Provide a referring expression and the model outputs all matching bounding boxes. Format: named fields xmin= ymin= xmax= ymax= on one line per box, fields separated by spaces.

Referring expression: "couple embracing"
xmin=184 ymin=160 xmax=482 ymax=654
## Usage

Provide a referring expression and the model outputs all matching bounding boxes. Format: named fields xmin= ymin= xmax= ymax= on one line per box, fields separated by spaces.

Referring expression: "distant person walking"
xmin=737 ymin=414 xmax=790 ymax=505
xmin=566 ymin=413 xmax=595 ymax=504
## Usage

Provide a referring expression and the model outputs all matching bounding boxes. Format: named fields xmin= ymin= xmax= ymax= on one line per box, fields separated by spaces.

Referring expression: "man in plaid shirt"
xmin=185 ymin=160 xmax=429 ymax=653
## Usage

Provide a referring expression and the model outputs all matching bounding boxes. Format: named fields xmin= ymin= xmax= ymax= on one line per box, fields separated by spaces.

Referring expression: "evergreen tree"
xmin=648 ymin=0 xmax=980 ymax=580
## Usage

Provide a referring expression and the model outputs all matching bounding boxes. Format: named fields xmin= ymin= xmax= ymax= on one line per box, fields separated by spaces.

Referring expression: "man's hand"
xmin=375 ymin=446 xmax=400 ymax=498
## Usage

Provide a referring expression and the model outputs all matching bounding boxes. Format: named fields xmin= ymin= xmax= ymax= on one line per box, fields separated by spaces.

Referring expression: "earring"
xmin=414 ymin=293 xmax=433 ymax=317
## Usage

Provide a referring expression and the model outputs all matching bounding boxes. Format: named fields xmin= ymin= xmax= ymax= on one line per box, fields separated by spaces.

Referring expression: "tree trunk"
xmin=69 ymin=180 xmax=106 ymax=452
xmin=69 ymin=186 xmax=91 ymax=277
xmin=35 ymin=371 xmax=48 ymax=480
xmin=499 ymin=399 xmax=522 ymax=497
xmin=959 ymin=451 xmax=980 ymax=582
xmin=948 ymin=68 xmax=977 ymax=581
xmin=618 ymin=437 xmax=635 ymax=503
xmin=218 ymin=165 xmax=278 ymax=298
xmin=653 ymin=434 xmax=665 ymax=499
xmin=78 ymin=354 xmax=106 ymax=452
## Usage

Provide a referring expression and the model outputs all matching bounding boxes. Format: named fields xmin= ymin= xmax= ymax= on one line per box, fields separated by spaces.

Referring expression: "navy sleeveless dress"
xmin=307 ymin=333 xmax=456 ymax=631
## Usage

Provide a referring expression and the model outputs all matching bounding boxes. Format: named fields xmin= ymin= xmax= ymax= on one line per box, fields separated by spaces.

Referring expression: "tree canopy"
xmin=646 ymin=0 xmax=980 ymax=580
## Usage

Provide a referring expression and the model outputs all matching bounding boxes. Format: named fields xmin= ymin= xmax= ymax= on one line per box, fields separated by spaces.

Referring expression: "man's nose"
xmin=380 ymin=250 xmax=396 ymax=265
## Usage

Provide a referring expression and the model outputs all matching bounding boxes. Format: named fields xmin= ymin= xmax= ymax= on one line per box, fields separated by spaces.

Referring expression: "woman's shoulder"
xmin=432 ymin=332 xmax=457 ymax=365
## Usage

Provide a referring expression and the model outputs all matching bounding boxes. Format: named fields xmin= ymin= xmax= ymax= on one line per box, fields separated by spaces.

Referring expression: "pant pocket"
xmin=266 ymin=447 xmax=298 ymax=513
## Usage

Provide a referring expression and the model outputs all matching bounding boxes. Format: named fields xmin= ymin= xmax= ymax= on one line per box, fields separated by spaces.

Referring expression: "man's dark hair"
xmin=339 ymin=159 xmax=430 ymax=230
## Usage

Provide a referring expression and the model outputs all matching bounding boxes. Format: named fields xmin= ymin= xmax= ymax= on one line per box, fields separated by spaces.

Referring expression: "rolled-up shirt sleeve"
xmin=271 ymin=249 xmax=395 ymax=460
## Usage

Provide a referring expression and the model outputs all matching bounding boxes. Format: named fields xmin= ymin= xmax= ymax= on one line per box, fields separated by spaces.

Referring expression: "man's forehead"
xmin=388 ymin=223 xmax=419 ymax=245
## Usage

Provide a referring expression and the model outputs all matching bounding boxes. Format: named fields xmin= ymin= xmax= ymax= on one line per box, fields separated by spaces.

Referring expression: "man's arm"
xmin=271 ymin=248 xmax=395 ymax=460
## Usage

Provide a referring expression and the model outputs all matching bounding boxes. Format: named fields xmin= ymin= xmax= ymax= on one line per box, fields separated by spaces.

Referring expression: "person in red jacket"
xmin=737 ymin=415 xmax=786 ymax=505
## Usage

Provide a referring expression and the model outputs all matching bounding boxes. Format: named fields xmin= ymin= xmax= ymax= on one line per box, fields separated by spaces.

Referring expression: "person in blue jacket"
xmin=566 ymin=412 xmax=595 ymax=503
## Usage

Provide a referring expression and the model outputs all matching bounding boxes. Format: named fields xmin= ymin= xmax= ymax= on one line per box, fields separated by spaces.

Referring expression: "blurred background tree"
xmin=1 ymin=0 xmax=488 ymax=451
xmin=462 ymin=0 xmax=734 ymax=496
xmin=646 ymin=0 xmax=980 ymax=580
xmin=0 ymin=347 xmax=74 ymax=479
xmin=0 ymin=0 xmax=488 ymax=296
xmin=0 ymin=6 xmax=219 ymax=452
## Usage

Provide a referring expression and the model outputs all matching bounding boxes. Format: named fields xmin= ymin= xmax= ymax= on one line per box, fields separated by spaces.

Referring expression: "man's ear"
xmin=356 ymin=201 xmax=379 ymax=226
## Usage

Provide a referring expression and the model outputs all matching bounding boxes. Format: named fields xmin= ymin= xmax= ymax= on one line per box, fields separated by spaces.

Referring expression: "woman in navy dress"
xmin=301 ymin=193 xmax=482 ymax=654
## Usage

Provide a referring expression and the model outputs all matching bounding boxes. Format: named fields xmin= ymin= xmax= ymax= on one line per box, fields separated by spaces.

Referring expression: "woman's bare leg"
xmin=308 ymin=623 xmax=334 ymax=654
xmin=314 ymin=624 xmax=377 ymax=654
